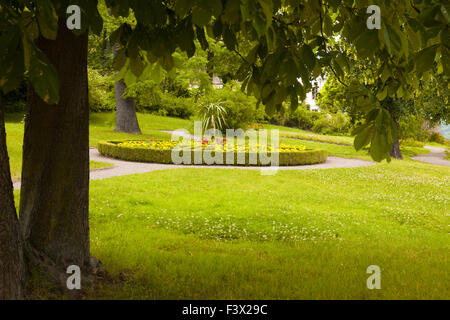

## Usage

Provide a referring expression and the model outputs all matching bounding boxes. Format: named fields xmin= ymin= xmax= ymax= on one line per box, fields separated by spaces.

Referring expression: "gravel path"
xmin=412 ymin=146 xmax=450 ymax=167
xmin=12 ymin=148 xmax=375 ymax=190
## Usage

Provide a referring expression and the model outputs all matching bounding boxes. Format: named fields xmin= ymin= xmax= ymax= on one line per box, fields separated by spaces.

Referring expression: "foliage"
xmin=1 ymin=0 xmax=449 ymax=164
xmin=88 ymin=67 xmax=115 ymax=112
xmin=429 ymin=132 xmax=450 ymax=145
xmin=0 ymin=81 xmax=27 ymax=113
xmin=200 ymin=83 xmax=262 ymax=130
xmin=399 ymin=138 xmax=424 ymax=148
xmin=198 ymin=101 xmax=227 ymax=132
xmin=291 ymin=106 xmax=321 ymax=130
xmin=125 ymin=81 xmax=195 ymax=119
xmin=312 ymin=112 xmax=350 ymax=135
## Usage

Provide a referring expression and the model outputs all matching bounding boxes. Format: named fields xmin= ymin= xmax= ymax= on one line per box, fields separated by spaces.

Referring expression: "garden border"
xmin=98 ymin=141 xmax=328 ymax=166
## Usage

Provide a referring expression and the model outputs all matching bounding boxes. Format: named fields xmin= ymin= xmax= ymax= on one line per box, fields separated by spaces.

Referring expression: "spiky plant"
xmin=198 ymin=101 xmax=227 ymax=134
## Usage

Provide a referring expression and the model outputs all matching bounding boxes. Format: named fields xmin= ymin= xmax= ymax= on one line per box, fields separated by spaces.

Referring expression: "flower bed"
xmin=98 ymin=140 xmax=328 ymax=166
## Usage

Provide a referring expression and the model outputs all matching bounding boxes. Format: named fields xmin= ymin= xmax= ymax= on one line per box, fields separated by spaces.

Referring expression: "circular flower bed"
xmin=98 ymin=139 xmax=328 ymax=166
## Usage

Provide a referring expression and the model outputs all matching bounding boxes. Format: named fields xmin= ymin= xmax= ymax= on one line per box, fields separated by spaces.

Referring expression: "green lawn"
xmin=7 ymin=112 xmax=449 ymax=299
xmin=68 ymin=159 xmax=448 ymax=299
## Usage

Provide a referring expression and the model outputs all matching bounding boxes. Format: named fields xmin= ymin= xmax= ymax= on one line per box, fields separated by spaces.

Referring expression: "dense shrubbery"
xmin=269 ymin=104 xmax=350 ymax=136
xmin=291 ymin=106 xmax=321 ymax=130
xmin=311 ymin=112 xmax=350 ymax=135
xmin=88 ymin=68 xmax=115 ymax=112
xmin=399 ymin=138 xmax=424 ymax=148
xmin=429 ymin=132 xmax=450 ymax=145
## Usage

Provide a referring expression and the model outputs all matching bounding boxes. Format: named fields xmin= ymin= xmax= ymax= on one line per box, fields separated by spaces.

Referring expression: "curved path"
xmin=412 ymin=146 xmax=450 ymax=167
xmin=12 ymin=148 xmax=375 ymax=190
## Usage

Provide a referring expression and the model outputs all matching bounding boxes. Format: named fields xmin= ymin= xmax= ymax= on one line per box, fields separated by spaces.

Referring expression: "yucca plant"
xmin=198 ymin=101 xmax=228 ymax=134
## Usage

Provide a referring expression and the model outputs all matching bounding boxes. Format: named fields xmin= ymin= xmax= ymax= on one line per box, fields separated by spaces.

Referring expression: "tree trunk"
xmin=114 ymin=79 xmax=142 ymax=134
xmin=19 ymin=20 xmax=92 ymax=281
xmin=390 ymin=117 xmax=403 ymax=159
xmin=113 ymin=46 xmax=141 ymax=134
xmin=0 ymin=95 xmax=25 ymax=299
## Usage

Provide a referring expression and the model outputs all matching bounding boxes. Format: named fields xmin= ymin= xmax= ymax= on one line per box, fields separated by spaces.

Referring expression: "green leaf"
xmin=130 ymin=54 xmax=145 ymax=77
xmin=223 ymin=26 xmax=236 ymax=50
xmin=301 ymin=45 xmax=315 ymax=71
xmin=113 ymin=48 xmax=127 ymax=71
xmin=192 ymin=6 xmax=212 ymax=27
xmin=36 ymin=0 xmax=58 ymax=40
xmin=354 ymin=125 xmax=373 ymax=151
xmin=29 ymin=48 xmax=59 ymax=104
xmin=0 ymin=50 xmax=25 ymax=94
xmin=376 ymin=87 xmax=388 ymax=101
xmin=175 ymin=0 xmax=191 ymax=17
xmin=222 ymin=0 xmax=241 ymax=24
xmin=382 ymin=23 xmax=402 ymax=56
xmin=415 ymin=45 xmax=439 ymax=75
xmin=355 ymin=29 xmax=379 ymax=58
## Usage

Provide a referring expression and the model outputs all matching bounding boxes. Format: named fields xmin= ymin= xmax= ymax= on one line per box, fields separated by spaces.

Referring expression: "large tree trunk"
xmin=390 ymin=117 xmax=403 ymax=160
xmin=113 ymin=46 xmax=141 ymax=134
xmin=19 ymin=20 xmax=92 ymax=282
xmin=0 ymin=95 xmax=25 ymax=299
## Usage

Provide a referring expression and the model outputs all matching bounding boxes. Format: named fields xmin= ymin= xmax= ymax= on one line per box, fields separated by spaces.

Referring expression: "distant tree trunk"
xmin=20 ymin=20 xmax=93 ymax=283
xmin=0 ymin=95 xmax=25 ymax=299
xmin=113 ymin=46 xmax=141 ymax=134
xmin=207 ymin=50 xmax=215 ymax=81
xmin=390 ymin=116 xmax=403 ymax=159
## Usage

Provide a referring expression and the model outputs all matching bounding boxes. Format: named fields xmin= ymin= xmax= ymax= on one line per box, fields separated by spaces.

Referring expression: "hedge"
xmin=98 ymin=141 xmax=328 ymax=166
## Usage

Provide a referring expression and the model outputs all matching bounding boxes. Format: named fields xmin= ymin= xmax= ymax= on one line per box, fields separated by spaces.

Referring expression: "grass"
xmin=7 ymin=112 xmax=449 ymax=299
xmin=283 ymin=137 xmax=429 ymax=161
xmin=52 ymin=159 xmax=445 ymax=299
xmin=90 ymin=161 xmax=114 ymax=170
xmin=5 ymin=112 xmax=191 ymax=179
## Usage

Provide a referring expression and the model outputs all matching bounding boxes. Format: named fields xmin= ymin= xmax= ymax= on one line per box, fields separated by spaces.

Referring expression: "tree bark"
xmin=19 ymin=20 xmax=92 ymax=280
xmin=113 ymin=46 xmax=141 ymax=134
xmin=390 ymin=117 xmax=403 ymax=159
xmin=0 ymin=95 xmax=25 ymax=299
xmin=114 ymin=79 xmax=142 ymax=134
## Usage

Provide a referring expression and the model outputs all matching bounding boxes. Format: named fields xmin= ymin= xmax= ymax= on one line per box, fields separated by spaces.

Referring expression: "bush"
xmin=428 ymin=132 xmax=450 ymax=145
xmin=156 ymin=94 xmax=195 ymax=119
xmin=398 ymin=114 xmax=425 ymax=140
xmin=399 ymin=138 xmax=424 ymax=148
xmin=312 ymin=112 xmax=350 ymax=135
xmin=88 ymin=68 xmax=115 ymax=112
xmin=291 ymin=106 xmax=321 ymax=130
xmin=126 ymin=81 xmax=195 ymax=119
xmin=199 ymin=83 xmax=260 ymax=130
xmin=98 ymin=140 xmax=328 ymax=166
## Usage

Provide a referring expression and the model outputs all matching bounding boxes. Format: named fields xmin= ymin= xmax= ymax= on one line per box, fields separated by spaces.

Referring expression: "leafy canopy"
xmin=0 ymin=0 xmax=448 ymax=161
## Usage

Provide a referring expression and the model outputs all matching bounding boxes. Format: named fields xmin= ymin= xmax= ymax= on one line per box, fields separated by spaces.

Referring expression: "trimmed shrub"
xmin=98 ymin=141 xmax=328 ymax=166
